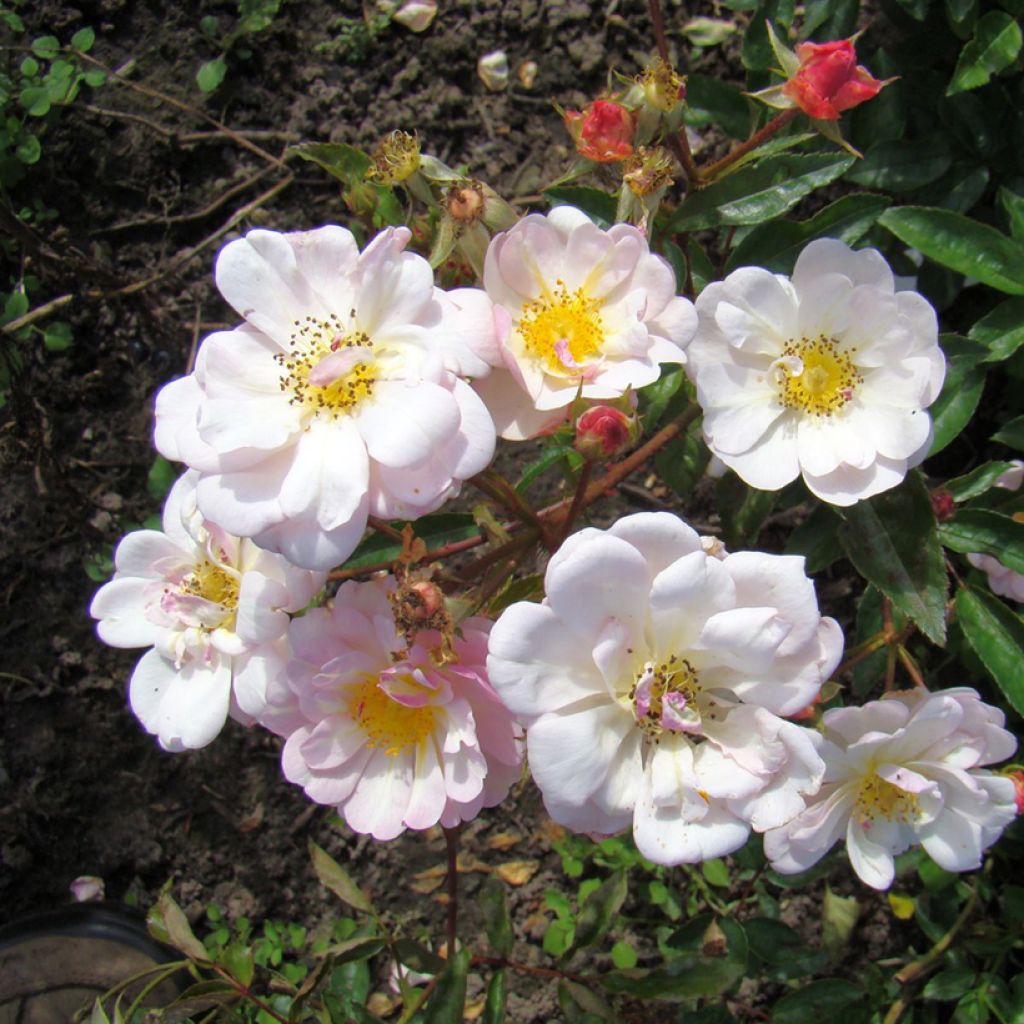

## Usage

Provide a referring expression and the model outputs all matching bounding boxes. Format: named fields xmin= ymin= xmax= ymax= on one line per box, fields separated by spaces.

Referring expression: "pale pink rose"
xmin=967 ymin=460 xmax=1024 ymax=602
xmin=764 ymin=688 xmax=1018 ymax=890
xmin=154 ymin=225 xmax=497 ymax=571
xmin=263 ymin=578 xmax=523 ymax=841
xmin=474 ymin=207 xmax=697 ymax=440
xmin=90 ymin=471 xmax=325 ymax=751
xmin=487 ymin=512 xmax=843 ymax=865
xmin=687 ymin=239 xmax=945 ymax=505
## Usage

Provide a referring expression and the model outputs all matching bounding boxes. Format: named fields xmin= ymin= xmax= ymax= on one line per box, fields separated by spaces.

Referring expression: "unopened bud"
xmin=930 ymin=488 xmax=956 ymax=523
xmin=366 ymin=130 xmax=421 ymax=185
xmin=639 ymin=58 xmax=687 ymax=112
xmin=575 ymin=404 xmax=638 ymax=461
xmin=622 ymin=146 xmax=675 ymax=197
xmin=445 ymin=181 xmax=485 ymax=224
xmin=564 ymin=100 xmax=636 ymax=163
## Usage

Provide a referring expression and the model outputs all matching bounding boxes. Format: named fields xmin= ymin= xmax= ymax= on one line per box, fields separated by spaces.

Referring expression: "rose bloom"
xmin=967 ymin=460 xmax=1024 ymax=602
xmin=686 ymin=238 xmax=945 ymax=505
xmin=154 ymin=225 xmax=497 ymax=571
xmin=765 ymin=689 xmax=1018 ymax=890
xmin=90 ymin=471 xmax=325 ymax=751
xmin=781 ymin=38 xmax=889 ymax=121
xmin=564 ymin=100 xmax=636 ymax=162
xmin=487 ymin=512 xmax=843 ymax=864
xmin=474 ymin=206 xmax=698 ymax=439
xmin=263 ymin=578 xmax=523 ymax=841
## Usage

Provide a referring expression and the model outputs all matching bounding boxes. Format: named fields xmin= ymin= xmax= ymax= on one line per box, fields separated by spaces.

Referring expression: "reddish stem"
xmin=443 ymin=825 xmax=460 ymax=954
xmin=698 ymin=108 xmax=799 ymax=183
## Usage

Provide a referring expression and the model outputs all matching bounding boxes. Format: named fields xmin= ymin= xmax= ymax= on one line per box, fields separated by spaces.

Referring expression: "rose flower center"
xmin=630 ymin=656 xmax=703 ymax=741
xmin=179 ymin=559 xmax=239 ymax=629
xmin=348 ymin=676 xmax=437 ymax=756
xmin=518 ymin=281 xmax=604 ymax=376
xmin=276 ymin=314 xmax=379 ymax=419
xmin=774 ymin=335 xmax=862 ymax=417
xmin=855 ymin=774 xmax=920 ymax=827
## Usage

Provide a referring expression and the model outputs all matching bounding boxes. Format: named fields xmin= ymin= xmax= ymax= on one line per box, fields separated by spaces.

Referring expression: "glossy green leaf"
xmin=422 ymin=947 xmax=470 ymax=1024
xmin=743 ymin=918 xmax=827 ymax=976
xmin=393 ymin=937 xmax=446 ymax=974
xmin=31 ymin=34 xmax=60 ymax=58
xmin=71 ymin=27 xmax=96 ymax=51
xmin=772 ymin=979 xmax=869 ymax=1024
xmin=479 ymin=875 xmax=513 ymax=958
xmin=945 ymin=461 xmax=1016 ymax=501
xmin=993 ymin=416 xmax=1024 ymax=451
xmin=316 ymin=935 xmax=385 ymax=964
xmin=726 ymin=192 xmax=890 ymax=273
xmin=683 ymin=73 xmax=751 ymax=138
xmin=308 ymin=839 xmax=373 ymax=913
xmin=515 ymin=443 xmax=576 ymax=494
xmin=838 ymin=472 xmax=948 ymax=644
xmin=654 ymin=417 xmax=708 ymax=498
xmin=786 ymin=504 xmax=843 ymax=573
xmin=969 ymin=298 xmax=1024 ymax=363
xmin=929 ymin=354 xmax=986 ymax=456
xmin=846 ymin=138 xmax=953 ymax=193
xmin=667 ymin=153 xmax=854 ymax=232
xmin=481 ymin=970 xmax=507 ymax=1024
xmin=558 ymin=980 xmax=616 ymax=1020
xmin=716 ymin=474 xmax=775 ymax=548
xmin=568 ymin=871 xmax=627 ymax=954
xmin=956 ymin=587 xmax=1024 ymax=714
xmin=290 ymin=141 xmax=371 ymax=184
xmin=998 ymin=186 xmax=1024 ymax=240
xmin=342 ymin=513 xmax=479 ymax=569
xmin=947 ymin=11 xmax=1022 ymax=94
xmin=923 ymin=967 xmax=976 ymax=1001
xmin=702 ymin=858 xmax=731 ymax=887
xmin=599 ymin=959 xmax=743 ymax=999
xmin=940 ymin=510 xmax=1024 ymax=572
xmin=878 ymin=206 xmax=1024 ymax=295
xmin=639 ymin=365 xmax=685 ymax=430
xmin=147 ymin=891 xmax=209 ymax=962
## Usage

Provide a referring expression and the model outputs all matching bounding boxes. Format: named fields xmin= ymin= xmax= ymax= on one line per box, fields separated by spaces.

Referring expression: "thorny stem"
xmin=646 ymin=0 xmax=699 ymax=189
xmin=897 ymin=645 xmax=926 ymax=688
xmin=470 ymin=469 xmax=550 ymax=542
xmin=560 ymin=460 xmax=594 ymax=544
xmin=443 ymin=825 xmax=461 ymax=955
xmin=698 ymin=108 xmax=800 ymax=183
xmin=368 ymin=516 xmax=406 ymax=542
xmin=211 ymin=965 xmax=291 ymax=1024
xmin=831 ymin=622 xmax=915 ymax=680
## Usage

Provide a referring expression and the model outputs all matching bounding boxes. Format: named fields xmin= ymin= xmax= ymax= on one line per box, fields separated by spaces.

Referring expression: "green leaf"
xmin=515 ymin=443 xmax=576 ymax=494
xmin=772 ymin=979 xmax=869 ymax=1024
xmin=558 ymin=979 xmax=616 ymax=1021
xmin=956 ymin=587 xmax=1024 ymax=714
xmin=147 ymin=890 xmax=209 ymax=962
xmin=543 ymin=918 xmax=574 ymax=957
xmin=653 ymin=418 xmax=709 ymax=499
xmin=544 ymin=186 xmax=617 ymax=230
xmin=947 ymin=11 xmax=1022 ymax=94
xmin=969 ymin=298 xmax=1024 ymax=363
xmin=610 ymin=940 xmax=638 ymax=969
xmin=480 ymin=970 xmax=507 ymax=1024
xmin=998 ymin=186 xmax=1024 ymax=241
xmin=147 ymin=455 xmax=177 ymax=500
xmin=315 ymin=935 xmax=385 ymax=964
xmin=744 ymin=918 xmax=827 ymax=976
xmin=567 ymin=871 xmax=628 ymax=955
xmin=84 ymin=69 xmax=107 ymax=87
xmin=878 ymin=206 xmax=1024 ymax=295
xmin=945 ymin=461 xmax=1017 ymax=502
xmin=683 ymin=73 xmax=751 ymax=138
xmin=19 ymin=85 xmax=51 ymax=117
xmin=599 ymin=959 xmax=744 ymax=1000
xmin=666 ymin=153 xmax=854 ymax=232
xmin=940 ymin=510 xmax=1024 ymax=573
xmin=196 ymin=56 xmax=227 ymax=93
xmin=479 ymin=875 xmax=513 ymax=958
xmin=42 ymin=320 xmax=72 ymax=351
xmin=923 ymin=967 xmax=977 ymax=1001
xmin=422 ymin=947 xmax=470 ymax=1024
xmin=929 ymin=354 xmax=985 ymax=456
xmin=393 ymin=938 xmax=446 ymax=974
xmin=822 ymin=886 xmax=859 ymax=963
xmin=15 ymin=134 xmax=41 ymax=165
xmin=993 ymin=415 xmax=1024 ymax=451
xmin=640 ymin=365 xmax=685 ymax=430
xmin=31 ymin=34 xmax=60 ymax=58
xmin=20 ymin=56 xmax=39 ymax=77
xmin=308 ymin=839 xmax=373 ymax=913
xmin=289 ymin=141 xmax=371 ymax=185
xmin=342 ymin=513 xmax=479 ymax=569
xmin=786 ymin=504 xmax=842 ymax=573
xmin=71 ymin=27 xmax=96 ymax=51
xmin=702 ymin=858 xmax=730 ymax=887
xmin=220 ymin=942 xmax=255 ymax=986
xmin=716 ymin=473 xmax=775 ymax=549
xmin=726 ymin=193 xmax=890 ymax=274
xmin=846 ymin=139 xmax=953 ymax=193
xmin=838 ymin=472 xmax=948 ymax=644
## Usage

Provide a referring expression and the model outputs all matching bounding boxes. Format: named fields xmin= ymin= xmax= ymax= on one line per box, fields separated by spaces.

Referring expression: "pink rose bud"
xmin=930 ymin=487 xmax=956 ymax=523
xmin=781 ymin=38 xmax=889 ymax=121
xmin=564 ymin=100 xmax=636 ymax=163
xmin=1011 ymin=771 xmax=1024 ymax=815
xmin=575 ymin=405 xmax=637 ymax=460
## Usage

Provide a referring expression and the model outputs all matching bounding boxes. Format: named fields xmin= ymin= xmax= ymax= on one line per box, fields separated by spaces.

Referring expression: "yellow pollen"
xmin=274 ymin=314 xmax=378 ymax=419
xmin=180 ymin=560 xmax=239 ymax=628
xmin=518 ymin=281 xmax=604 ymax=376
xmin=775 ymin=335 xmax=862 ymax=417
xmin=630 ymin=655 xmax=700 ymax=742
xmin=348 ymin=676 xmax=437 ymax=756
xmin=855 ymin=775 xmax=919 ymax=826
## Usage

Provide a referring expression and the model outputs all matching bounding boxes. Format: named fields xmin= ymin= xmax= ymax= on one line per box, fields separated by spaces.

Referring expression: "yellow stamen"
xmin=180 ymin=560 xmax=239 ymax=629
xmin=348 ymin=676 xmax=437 ymax=756
xmin=775 ymin=335 xmax=861 ymax=417
xmin=518 ymin=281 xmax=604 ymax=376
xmin=855 ymin=774 xmax=919 ymax=826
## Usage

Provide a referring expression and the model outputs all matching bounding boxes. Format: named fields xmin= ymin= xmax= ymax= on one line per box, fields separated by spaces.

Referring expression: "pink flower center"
xmin=631 ymin=656 xmax=702 ymax=740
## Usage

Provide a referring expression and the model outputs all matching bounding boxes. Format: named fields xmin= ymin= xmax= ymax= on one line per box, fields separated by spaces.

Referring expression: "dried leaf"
xmin=486 ymin=830 xmax=522 ymax=851
xmin=496 ymin=859 xmax=539 ymax=886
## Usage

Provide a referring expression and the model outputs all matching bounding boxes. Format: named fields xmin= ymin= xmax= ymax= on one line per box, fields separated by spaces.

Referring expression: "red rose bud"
xmin=781 ymin=38 xmax=889 ymax=121
xmin=575 ymin=405 xmax=637 ymax=460
xmin=564 ymin=100 xmax=636 ymax=163
xmin=930 ymin=488 xmax=956 ymax=523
